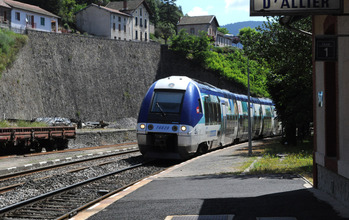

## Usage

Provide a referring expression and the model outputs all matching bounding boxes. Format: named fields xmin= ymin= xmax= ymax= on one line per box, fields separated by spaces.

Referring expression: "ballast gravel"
xmin=0 ymin=153 xmax=165 ymax=209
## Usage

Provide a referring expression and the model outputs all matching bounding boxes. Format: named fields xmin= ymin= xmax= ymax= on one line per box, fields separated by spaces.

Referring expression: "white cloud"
xmin=188 ymin=7 xmax=209 ymax=16
xmin=225 ymin=0 xmax=249 ymax=12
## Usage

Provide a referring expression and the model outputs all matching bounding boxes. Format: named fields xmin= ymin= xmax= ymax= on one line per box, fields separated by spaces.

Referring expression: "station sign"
xmin=250 ymin=0 xmax=343 ymax=16
xmin=315 ymin=36 xmax=337 ymax=61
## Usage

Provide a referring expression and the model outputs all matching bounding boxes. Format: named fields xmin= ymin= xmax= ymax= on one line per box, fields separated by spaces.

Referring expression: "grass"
xmin=0 ymin=28 xmax=28 ymax=76
xmin=0 ymin=120 xmax=48 ymax=128
xmin=240 ymin=139 xmax=313 ymax=183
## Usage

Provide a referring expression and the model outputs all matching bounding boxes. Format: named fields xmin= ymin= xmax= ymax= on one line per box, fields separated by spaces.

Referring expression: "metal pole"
xmin=248 ymin=58 xmax=252 ymax=156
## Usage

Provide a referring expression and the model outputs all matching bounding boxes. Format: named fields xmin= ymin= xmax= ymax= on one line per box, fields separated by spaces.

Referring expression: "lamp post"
xmin=235 ymin=35 xmax=252 ymax=156
xmin=248 ymin=58 xmax=252 ymax=156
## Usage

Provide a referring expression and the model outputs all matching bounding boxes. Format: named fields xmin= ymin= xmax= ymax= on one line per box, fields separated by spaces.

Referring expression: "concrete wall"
xmin=0 ymin=30 xmax=246 ymax=123
xmin=70 ymin=129 xmax=136 ymax=148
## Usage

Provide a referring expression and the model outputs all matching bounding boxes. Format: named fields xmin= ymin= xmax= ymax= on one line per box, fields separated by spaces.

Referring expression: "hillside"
xmin=222 ymin=21 xmax=264 ymax=36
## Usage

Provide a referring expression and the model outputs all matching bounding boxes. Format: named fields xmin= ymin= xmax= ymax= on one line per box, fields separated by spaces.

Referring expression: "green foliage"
xmin=249 ymin=141 xmax=313 ymax=178
xmin=0 ymin=29 xmax=28 ymax=76
xmin=170 ymin=30 xmax=269 ymax=97
xmin=156 ymin=22 xmax=175 ymax=44
xmin=0 ymin=120 xmax=47 ymax=128
xmin=151 ymin=0 xmax=182 ymax=41
xmin=59 ymin=0 xmax=87 ymax=28
xmin=146 ymin=0 xmax=161 ymax=26
xmin=158 ymin=0 xmax=183 ymax=28
xmin=0 ymin=120 xmax=10 ymax=128
xmin=16 ymin=120 xmax=48 ymax=127
xmin=239 ymin=17 xmax=313 ymax=144
xmin=217 ymin=27 xmax=229 ymax=34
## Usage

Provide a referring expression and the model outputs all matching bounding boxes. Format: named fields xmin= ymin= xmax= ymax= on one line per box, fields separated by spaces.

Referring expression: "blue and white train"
xmin=137 ymin=76 xmax=281 ymax=159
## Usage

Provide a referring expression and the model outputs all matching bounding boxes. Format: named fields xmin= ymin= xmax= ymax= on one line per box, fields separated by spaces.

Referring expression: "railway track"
xmin=0 ymin=161 xmax=166 ymax=219
xmin=0 ymin=144 xmax=139 ymax=181
xmin=0 ymin=147 xmax=145 ymax=210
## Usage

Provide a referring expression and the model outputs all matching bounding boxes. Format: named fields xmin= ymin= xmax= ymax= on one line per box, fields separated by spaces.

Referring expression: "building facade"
xmin=177 ymin=15 xmax=219 ymax=39
xmin=177 ymin=15 xmax=234 ymax=47
xmin=1 ymin=0 xmax=59 ymax=33
xmin=76 ymin=4 xmax=131 ymax=40
xmin=106 ymin=0 xmax=151 ymax=42
xmin=216 ymin=32 xmax=234 ymax=47
xmin=313 ymin=1 xmax=349 ymax=206
xmin=0 ymin=0 xmax=11 ymax=29
xmin=76 ymin=0 xmax=151 ymax=41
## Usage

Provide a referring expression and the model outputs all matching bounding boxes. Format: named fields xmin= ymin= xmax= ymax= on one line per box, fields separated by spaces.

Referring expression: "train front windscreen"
xmin=150 ymin=90 xmax=184 ymax=114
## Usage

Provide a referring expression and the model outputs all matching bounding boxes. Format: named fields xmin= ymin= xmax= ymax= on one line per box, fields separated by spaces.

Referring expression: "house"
xmin=0 ymin=0 xmax=59 ymax=33
xmin=76 ymin=4 xmax=131 ymax=40
xmin=0 ymin=0 xmax=11 ymax=29
xmin=177 ymin=15 xmax=219 ymax=40
xmin=216 ymin=32 xmax=234 ymax=47
xmin=76 ymin=0 xmax=152 ymax=41
xmin=177 ymin=15 xmax=234 ymax=47
xmin=106 ymin=0 xmax=151 ymax=41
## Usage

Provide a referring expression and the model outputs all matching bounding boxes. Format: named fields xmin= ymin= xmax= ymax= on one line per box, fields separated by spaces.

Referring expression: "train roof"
xmin=192 ymin=78 xmax=272 ymax=105
xmin=154 ymin=76 xmax=274 ymax=105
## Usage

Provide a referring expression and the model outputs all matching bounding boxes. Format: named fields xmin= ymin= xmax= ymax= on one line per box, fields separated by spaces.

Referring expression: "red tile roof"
xmin=4 ymin=0 xmax=59 ymax=18
xmin=0 ymin=0 xmax=11 ymax=9
xmin=89 ymin=3 xmax=130 ymax=17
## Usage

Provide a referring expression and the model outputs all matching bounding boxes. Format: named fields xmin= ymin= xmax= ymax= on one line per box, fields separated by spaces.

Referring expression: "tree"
xmin=170 ymin=30 xmax=269 ymax=97
xmin=156 ymin=22 xmax=175 ymax=44
xmin=146 ymin=0 xmax=161 ymax=26
xmin=239 ymin=17 xmax=313 ymax=145
xmin=158 ymin=0 xmax=183 ymax=31
xmin=218 ymin=27 xmax=229 ymax=35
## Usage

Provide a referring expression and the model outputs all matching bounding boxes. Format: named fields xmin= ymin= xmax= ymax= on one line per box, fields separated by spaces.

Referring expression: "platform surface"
xmin=70 ymin=140 xmax=349 ymax=220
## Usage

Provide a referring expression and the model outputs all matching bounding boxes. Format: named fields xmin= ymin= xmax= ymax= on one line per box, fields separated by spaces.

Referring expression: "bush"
xmin=170 ymin=30 xmax=269 ymax=97
xmin=0 ymin=29 xmax=28 ymax=76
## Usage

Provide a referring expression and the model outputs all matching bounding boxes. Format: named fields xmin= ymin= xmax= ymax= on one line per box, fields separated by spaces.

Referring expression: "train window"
xmin=204 ymin=96 xmax=222 ymax=125
xmin=151 ymin=91 xmax=184 ymax=114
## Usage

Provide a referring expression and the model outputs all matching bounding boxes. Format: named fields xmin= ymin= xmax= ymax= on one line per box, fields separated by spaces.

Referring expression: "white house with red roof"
xmin=0 ymin=0 xmax=59 ymax=33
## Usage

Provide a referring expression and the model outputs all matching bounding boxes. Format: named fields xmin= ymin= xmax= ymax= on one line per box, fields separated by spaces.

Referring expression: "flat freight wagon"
xmin=0 ymin=126 xmax=76 ymax=155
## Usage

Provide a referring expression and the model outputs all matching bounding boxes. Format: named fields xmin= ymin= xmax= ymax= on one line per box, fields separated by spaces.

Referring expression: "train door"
xmin=260 ymin=105 xmax=266 ymax=137
xmin=231 ymin=99 xmax=239 ymax=143
xmin=258 ymin=105 xmax=263 ymax=137
xmin=250 ymin=103 xmax=255 ymax=138
xmin=253 ymin=103 xmax=262 ymax=138
xmin=236 ymin=100 xmax=243 ymax=142
xmin=220 ymin=100 xmax=227 ymax=146
xmin=271 ymin=106 xmax=275 ymax=135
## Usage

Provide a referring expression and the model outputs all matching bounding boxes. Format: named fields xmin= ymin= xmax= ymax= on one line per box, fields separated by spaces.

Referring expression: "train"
xmin=0 ymin=126 xmax=76 ymax=155
xmin=137 ymin=76 xmax=282 ymax=160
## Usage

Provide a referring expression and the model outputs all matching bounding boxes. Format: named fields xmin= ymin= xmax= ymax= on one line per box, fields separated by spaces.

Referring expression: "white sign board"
xmin=251 ymin=0 xmax=343 ymax=16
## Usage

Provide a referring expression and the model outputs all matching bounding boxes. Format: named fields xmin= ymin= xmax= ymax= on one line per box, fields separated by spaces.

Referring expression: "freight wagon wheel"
xmin=39 ymin=140 xmax=54 ymax=152
xmin=57 ymin=139 xmax=69 ymax=150
xmin=32 ymin=142 xmax=42 ymax=153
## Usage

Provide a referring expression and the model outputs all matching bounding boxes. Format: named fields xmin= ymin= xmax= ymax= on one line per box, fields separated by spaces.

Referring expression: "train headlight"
xmin=148 ymin=124 xmax=154 ymax=130
xmin=140 ymin=124 xmax=146 ymax=129
xmin=181 ymin=126 xmax=187 ymax=132
xmin=172 ymin=126 xmax=178 ymax=131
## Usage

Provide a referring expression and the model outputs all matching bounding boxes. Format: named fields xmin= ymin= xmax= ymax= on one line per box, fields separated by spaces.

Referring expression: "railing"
xmin=26 ymin=23 xmax=37 ymax=29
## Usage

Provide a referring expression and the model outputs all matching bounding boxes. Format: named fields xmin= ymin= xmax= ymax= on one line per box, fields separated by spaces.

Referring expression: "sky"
xmin=175 ymin=0 xmax=267 ymax=26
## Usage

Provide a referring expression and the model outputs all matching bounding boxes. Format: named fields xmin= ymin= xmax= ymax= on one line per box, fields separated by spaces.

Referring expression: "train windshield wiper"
xmin=156 ymin=102 xmax=166 ymax=117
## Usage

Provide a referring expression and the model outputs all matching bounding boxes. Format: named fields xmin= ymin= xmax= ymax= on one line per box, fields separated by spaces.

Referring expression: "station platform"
xmin=71 ymin=139 xmax=349 ymax=220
